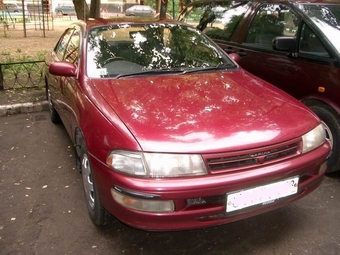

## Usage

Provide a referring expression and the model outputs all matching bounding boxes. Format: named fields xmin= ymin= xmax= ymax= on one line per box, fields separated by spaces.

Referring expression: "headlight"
xmin=107 ymin=150 xmax=207 ymax=177
xmin=302 ymin=124 xmax=326 ymax=154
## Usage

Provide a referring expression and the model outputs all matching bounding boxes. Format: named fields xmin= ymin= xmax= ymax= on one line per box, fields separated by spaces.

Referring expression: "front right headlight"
xmin=106 ymin=150 xmax=207 ymax=178
xmin=302 ymin=124 xmax=326 ymax=154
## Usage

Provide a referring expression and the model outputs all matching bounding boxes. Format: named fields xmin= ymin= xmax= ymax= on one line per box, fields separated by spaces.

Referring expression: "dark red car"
xmin=45 ymin=18 xmax=330 ymax=230
xmin=179 ymin=0 xmax=340 ymax=173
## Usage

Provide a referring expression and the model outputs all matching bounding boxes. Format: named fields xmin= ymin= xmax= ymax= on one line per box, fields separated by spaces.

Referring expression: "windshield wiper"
xmin=183 ymin=64 xmax=233 ymax=74
xmin=113 ymin=65 xmax=235 ymax=79
xmin=114 ymin=68 xmax=185 ymax=79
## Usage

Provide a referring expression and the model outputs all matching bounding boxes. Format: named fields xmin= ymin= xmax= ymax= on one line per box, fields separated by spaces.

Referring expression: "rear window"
xmin=296 ymin=3 xmax=340 ymax=55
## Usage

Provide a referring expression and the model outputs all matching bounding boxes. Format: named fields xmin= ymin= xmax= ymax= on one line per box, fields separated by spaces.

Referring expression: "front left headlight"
xmin=107 ymin=150 xmax=207 ymax=178
xmin=302 ymin=124 xmax=326 ymax=154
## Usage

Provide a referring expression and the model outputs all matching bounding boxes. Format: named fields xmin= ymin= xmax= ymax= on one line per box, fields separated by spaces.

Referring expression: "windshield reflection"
xmin=296 ymin=3 xmax=340 ymax=54
xmin=86 ymin=23 xmax=233 ymax=78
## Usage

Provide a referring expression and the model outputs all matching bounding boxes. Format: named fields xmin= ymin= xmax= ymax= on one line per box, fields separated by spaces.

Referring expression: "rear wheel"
xmin=77 ymin=132 xmax=109 ymax=226
xmin=310 ymin=105 xmax=340 ymax=173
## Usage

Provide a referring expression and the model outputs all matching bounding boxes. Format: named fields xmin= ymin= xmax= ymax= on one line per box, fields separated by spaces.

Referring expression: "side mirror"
xmin=273 ymin=36 xmax=296 ymax=52
xmin=49 ymin=61 xmax=77 ymax=77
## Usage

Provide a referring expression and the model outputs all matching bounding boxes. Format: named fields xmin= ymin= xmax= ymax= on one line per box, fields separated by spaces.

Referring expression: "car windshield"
xmin=296 ymin=3 xmax=340 ymax=54
xmin=86 ymin=23 xmax=234 ymax=78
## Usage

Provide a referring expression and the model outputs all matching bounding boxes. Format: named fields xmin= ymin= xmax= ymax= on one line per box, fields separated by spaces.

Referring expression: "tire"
xmin=46 ymin=83 xmax=61 ymax=124
xmin=310 ymin=105 xmax=340 ymax=173
xmin=77 ymin=133 xmax=109 ymax=226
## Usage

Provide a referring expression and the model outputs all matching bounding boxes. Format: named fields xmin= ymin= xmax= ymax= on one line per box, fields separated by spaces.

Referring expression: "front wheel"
xmin=46 ymin=83 xmax=61 ymax=124
xmin=310 ymin=105 xmax=340 ymax=173
xmin=77 ymin=133 xmax=109 ymax=226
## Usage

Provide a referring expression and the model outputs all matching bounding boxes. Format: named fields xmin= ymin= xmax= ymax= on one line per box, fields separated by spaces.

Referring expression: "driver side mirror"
xmin=49 ymin=61 xmax=77 ymax=77
xmin=273 ymin=36 xmax=296 ymax=52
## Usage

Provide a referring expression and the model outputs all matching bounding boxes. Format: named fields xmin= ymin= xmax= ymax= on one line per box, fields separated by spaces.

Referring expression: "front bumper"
xmin=90 ymin=143 xmax=329 ymax=231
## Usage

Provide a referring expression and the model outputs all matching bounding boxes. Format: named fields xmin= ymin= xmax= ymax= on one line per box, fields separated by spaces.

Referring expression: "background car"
xmin=4 ymin=3 xmax=29 ymax=14
xmin=5 ymin=3 xmax=21 ymax=12
xmin=45 ymin=18 xmax=329 ymax=231
xmin=125 ymin=5 xmax=156 ymax=17
xmin=55 ymin=4 xmax=76 ymax=16
xmin=179 ymin=0 xmax=340 ymax=173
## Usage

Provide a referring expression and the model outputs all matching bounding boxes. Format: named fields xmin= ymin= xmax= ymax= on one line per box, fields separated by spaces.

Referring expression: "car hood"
xmin=90 ymin=70 xmax=319 ymax=153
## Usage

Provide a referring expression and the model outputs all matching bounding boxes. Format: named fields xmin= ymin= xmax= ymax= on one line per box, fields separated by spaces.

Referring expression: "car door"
xmin=47 ymin=28 xmax=75 ymax=121
xmin=59 ymin=26 xmax=81 ymax=137
xmin=48 ymin=26 xmax=80 ymax=136
xmin=226 ymin=3 xmax=300 ymax=91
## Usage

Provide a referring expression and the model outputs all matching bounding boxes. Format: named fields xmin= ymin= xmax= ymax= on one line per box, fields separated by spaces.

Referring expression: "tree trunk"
xmin=73 ymin=0 xmax=90 ymax=20
xmin=89 ymin=0 xmax=101 ymax=18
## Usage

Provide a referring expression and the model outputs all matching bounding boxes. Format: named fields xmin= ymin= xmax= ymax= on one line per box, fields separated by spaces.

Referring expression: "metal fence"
xmin=0 ymin=60 xmax=45 ymax=90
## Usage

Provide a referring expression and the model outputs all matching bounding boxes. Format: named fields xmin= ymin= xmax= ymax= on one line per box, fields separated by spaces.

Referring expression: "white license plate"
xmin=226 ymin=176 xmax=299 ymax=213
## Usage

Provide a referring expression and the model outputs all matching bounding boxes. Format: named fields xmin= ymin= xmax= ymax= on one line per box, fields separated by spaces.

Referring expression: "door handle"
xmin=236 ymin=50 xmax=247 ymax=57
xmin=224 ymin=47 xmax=235 ymax=54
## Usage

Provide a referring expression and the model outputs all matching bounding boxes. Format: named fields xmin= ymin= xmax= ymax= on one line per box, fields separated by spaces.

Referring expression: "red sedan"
xmin=45 ymin=18 xmax=330 ymax=230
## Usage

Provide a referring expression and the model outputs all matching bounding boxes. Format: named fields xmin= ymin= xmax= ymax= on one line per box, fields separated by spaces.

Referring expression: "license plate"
xmin=226 ymin=176 xmax=299 ymax=213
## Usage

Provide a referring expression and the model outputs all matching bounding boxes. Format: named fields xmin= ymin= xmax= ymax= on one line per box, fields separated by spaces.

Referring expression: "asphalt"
xmin=1 ymin=89 xmax=340 ymax=254
xmin=1 ymin=111 xmax=340 ymax=255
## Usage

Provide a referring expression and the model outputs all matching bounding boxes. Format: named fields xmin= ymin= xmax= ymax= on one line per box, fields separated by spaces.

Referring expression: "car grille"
xmin=204 ymin=139 xmax=301 ymax=173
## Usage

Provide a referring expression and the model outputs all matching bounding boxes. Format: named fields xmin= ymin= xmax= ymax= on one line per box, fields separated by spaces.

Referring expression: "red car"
xmin=45 ymin=18 xmax=330 ymax=231
xmin=179 ymin=0 xmax=340 ymax=173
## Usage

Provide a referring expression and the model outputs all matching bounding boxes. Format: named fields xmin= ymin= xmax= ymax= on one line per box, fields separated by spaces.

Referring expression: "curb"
xmin=0 ymin=101 xmax=49 ymax=117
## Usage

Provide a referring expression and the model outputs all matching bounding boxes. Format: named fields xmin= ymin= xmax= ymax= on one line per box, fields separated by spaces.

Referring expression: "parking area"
xmin=1 ymin=111 xmax=340 ymax=255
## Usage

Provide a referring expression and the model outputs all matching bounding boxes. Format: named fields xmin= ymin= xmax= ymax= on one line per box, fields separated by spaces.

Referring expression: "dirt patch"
xmin=0 ymin=20 xmax=74 ymax=105
xmin=0 ymin=87 xmax=47 ymax=105
xmin=0 ymin=20 xmax=73 ymax=61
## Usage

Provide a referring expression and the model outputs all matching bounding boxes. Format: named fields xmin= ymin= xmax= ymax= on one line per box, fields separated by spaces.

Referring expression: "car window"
xmin=295 ymin=3 xmax=340 ymax=55
xmin=299 ymin=23 xmax=329 ymax=57
xmin=64 ymin=28 xmax=80 ymax=65
xmin=180 ymin=1 xmax=250 ymax=40
xmin=245 ymin=4 xmax=299 ymax=47
xmin=54 ymin=28 xmax=74 ymax=60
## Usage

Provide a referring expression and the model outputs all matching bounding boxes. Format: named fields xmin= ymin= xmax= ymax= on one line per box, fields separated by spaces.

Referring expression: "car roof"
xmin=129 ymin=5 xmax=151 ymax=8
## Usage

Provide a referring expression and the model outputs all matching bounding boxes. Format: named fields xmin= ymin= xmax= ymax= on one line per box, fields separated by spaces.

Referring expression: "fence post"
xmin=0 ymin=63 xmax=4 ymax=90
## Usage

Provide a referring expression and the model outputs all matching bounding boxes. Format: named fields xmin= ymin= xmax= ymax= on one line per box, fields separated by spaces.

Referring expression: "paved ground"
xmin=1 ymin=111 xmax=340 ymax=255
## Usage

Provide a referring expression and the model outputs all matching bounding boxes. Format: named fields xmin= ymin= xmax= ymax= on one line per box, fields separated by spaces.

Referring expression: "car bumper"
xmin=90 ymin=143 xmax=329 ymax=231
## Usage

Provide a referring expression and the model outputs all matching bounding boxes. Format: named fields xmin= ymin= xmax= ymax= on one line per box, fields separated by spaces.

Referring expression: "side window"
xmin=54 ymin=28 xmax=74 ymax=60
xmin=245 ymin=4 xmax=299 ymax=47
xmin=204 ymin=3 xmax=250 ymax=40
xmin=64 ymin=28 xmax=80 ymax=65
xmin=181 ymin=2 xmax=250 ymax=41
xmin=299 ymin=23 xmax=329 ymax=57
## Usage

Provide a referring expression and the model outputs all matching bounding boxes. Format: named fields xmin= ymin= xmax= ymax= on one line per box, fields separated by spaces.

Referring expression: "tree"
xmin=89 ymin=0 xmax=101 ymax=18
xmin=73 ymin=0 xmax=90 ymax=20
